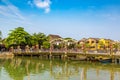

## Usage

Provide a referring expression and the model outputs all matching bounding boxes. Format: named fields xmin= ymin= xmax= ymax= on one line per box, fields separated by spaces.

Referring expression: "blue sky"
xmin=0 ymin=0 xmax=120 ymax=40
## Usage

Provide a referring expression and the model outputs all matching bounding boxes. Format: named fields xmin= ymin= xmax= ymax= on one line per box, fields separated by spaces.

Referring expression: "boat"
xmin=99 ymin=58 xmax=112 ymax=63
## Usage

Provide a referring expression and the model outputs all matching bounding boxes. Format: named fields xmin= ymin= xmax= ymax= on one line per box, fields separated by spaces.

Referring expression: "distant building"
xmin=78 ymin=38 xmax=115 ymax=50
xmin=48 ymin=34 xmax=62 ymax=42
xmin=78 ymin=38 xmax=87 ymax=45
xmin=48 ymin=34 xmax=63 ymax=47
xmin=86 ymin=38 xmax=99 ymax=50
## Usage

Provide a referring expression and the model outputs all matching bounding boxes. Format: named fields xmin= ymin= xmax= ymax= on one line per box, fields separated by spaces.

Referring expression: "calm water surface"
xmin=0 ymin=57 xmax=120 ymax=80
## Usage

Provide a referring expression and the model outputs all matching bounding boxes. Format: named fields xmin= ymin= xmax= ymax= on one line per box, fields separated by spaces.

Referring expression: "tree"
xmin=42 ymin=41 xmax=50 ymax=49
xmin=4 ymin=27 xmax=32 ymax=48
xmin=113 ymin=42 xmax=120 ymax=51
xmin=84 ymin=42 xmax=91 ymax=50
xmin=32 ymin=32 xmax=48 ymax=48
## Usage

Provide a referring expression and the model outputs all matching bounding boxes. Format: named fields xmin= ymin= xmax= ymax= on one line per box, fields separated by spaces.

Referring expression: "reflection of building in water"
xmin=1 ymin=58 xmax=120 ymax=80
xmin=80 ymin=67 xmax=88 ymax=80
xmin=110 ymin=68 xmax=114 ymax=80
xmin=50 ymin=61 xmax=82 ymax=80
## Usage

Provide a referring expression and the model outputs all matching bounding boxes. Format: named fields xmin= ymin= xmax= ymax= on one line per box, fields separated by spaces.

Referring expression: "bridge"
xmin=13 ymin=50 xmax=120 ymax=63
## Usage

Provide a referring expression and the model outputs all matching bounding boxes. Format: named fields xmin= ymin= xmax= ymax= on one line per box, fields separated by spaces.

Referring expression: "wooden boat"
xmin=99 ymin=58 xmax=112 ymax=63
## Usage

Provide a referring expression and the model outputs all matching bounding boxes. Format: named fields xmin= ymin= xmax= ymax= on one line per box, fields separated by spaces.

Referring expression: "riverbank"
xmin=0 ymin=52 xmax=14 ymax=58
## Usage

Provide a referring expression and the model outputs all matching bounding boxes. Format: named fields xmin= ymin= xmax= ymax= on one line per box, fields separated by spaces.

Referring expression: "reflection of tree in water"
xmin=3 ymin=58 xmax=26 ymax=80
xmin=0 ymin=59 xmax=5 ymax=78
xmin=1 ymin=58 xmax=120 ymax=80
xmin=2 ymin=57 xmax=50 ymax=80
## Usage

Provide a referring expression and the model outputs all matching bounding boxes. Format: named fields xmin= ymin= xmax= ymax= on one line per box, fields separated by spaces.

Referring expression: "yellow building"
xmin=78 ymin=38 xmax=114 ymax=51
xmin=98 ymin=38 xmax=113 ymax=50
xmin=78 ymin=38 xmax=99 ymax=50
xmin=86 ymin=38 xmax=99 ymax=50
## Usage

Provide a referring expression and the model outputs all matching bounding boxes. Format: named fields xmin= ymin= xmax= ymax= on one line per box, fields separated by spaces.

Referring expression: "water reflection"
xmin=0 ymin=57 xmax=120 ymax=80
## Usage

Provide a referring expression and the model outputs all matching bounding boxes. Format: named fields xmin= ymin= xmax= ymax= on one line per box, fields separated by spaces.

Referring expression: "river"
xmin=0 ymin=57 xmax=120 ymax=80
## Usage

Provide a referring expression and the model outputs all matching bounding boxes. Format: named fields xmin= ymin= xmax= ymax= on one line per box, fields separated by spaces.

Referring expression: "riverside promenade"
xmin=12 ymin=50 xmax=120 ymax=63
xmin=0 ymin=52 xmax=14 ymax=58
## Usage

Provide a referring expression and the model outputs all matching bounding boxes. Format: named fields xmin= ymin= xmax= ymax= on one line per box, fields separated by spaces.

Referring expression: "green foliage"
xmin=4 ymin=27 xmax=32 ymax=48
xmin=3 ymin=27 xmax=79 ymax=50
xmin=53 ymin=44 xmax=61 ymax=49
xmin=32 ymin=32 xmax=48 ymax=47
xmin=64 ymin=38 xmax=77 ymax=49
xmin=67 ymin=44 xmax=75 ymax=49
xmin=98 ymin=40 xmax=105 ymax=48
xmin=76 ymin=44 xmax=82 ymax=48
xmin=42 ymin=41 xmax=50 ymax=49
xmin=3 ymin=58 xmax=49 ymax=80
xmin=64 ymin=37 xmax=73 ymax=40
xmin=85 ymin=42 xmax=90 ymax=48
xmin=113 ymin=43 xmax=120 ymax=50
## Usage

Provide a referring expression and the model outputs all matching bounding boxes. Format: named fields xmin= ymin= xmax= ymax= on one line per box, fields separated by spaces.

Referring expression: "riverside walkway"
xmin=13 ymin=50 xmax=120 ymax=63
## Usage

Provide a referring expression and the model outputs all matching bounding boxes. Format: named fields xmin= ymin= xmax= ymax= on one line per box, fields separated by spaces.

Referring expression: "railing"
xmin=11 ymin=49 xmax=120 ymax=54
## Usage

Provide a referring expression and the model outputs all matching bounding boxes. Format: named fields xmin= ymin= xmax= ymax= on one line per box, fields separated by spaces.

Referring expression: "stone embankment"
xmin=0 ymin=52 xmax=14 ymax=58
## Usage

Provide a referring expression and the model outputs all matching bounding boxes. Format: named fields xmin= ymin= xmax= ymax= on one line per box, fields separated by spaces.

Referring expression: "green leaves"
xmin=4 ymin=27 xmax=50 ymax=49
xmin=32 ymin=32 xmax=48 ymax=48
xmin=43 ymin=41 xmax=50 ymax=49
xmin=4 ymin=27 xmax=32 ymax=48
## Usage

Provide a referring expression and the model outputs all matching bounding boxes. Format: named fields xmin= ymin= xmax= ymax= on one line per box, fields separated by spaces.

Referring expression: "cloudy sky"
xmin=0 ymin=0 xmax=120 ymax=40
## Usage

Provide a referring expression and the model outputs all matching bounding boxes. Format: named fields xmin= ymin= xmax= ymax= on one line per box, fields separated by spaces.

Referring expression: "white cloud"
xmin=1 ymin=0 xmax=25 ymax=20
xmin=33 ymin=0 xmax=51 ymax=13
xmin=0 ymin=0 xmax=32 ymax=25
xmin=0 ymin=6 xmax=16 ymax=18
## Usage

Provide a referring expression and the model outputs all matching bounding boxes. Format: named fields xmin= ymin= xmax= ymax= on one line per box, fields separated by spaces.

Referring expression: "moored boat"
xmin=99 ymin=58 xmax=112 ymax=63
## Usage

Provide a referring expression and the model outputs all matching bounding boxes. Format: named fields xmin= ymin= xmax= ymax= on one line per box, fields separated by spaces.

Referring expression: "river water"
xmin=0 ymin=57 xmax=120 ymax=80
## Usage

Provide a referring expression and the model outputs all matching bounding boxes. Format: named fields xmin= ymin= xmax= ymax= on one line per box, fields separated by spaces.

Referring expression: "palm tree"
xmin=32 ymin=32 xmax=48 ymax=48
